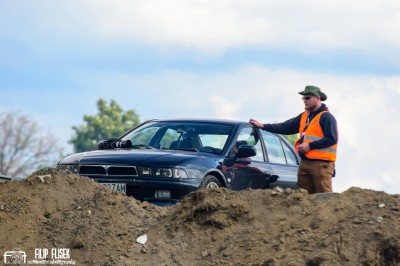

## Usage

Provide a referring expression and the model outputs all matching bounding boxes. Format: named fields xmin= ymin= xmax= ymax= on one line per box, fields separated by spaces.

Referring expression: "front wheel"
xmin=200 ymin=175 xmax=221 ymax=188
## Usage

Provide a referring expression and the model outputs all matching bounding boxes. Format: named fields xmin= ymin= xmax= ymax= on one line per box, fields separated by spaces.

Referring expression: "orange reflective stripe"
xmin=303 ymin=136 xmax=337 ymax=153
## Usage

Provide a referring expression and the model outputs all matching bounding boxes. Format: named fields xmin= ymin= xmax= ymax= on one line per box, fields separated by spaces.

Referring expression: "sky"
xmin=1 ymin=0 xmax=399 ymax=194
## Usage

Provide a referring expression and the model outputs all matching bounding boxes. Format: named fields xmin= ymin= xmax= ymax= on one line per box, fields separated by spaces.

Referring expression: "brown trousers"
xmin=297 ymin=159 xmax=334 ymax=194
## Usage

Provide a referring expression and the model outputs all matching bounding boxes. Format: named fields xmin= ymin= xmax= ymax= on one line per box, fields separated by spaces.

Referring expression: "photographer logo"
xmin=3 ymin=248 xmax=27 ymax=264
xmin=3 ymin=248 xmax=75 ymax=265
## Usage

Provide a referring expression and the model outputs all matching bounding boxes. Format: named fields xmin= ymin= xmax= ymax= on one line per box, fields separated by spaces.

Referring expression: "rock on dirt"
xmin=0 ymin=169 xmax=399 ymax=265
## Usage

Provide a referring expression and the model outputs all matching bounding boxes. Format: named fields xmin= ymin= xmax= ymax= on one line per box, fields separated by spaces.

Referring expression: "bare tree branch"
xmin=0 ymin=111 xmax=64 ymax=177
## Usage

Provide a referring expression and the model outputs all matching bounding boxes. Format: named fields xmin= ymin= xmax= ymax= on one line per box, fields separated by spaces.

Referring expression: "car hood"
xmin=58 ymin=149 xmax=214 ymax=166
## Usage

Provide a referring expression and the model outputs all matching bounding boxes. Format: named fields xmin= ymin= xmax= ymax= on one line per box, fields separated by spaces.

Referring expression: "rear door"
xmin=259 ymin=130 xmax=299 ymax=189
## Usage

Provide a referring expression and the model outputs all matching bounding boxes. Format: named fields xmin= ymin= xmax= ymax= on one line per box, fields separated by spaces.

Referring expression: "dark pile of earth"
xmin=0 ymin=169 xmax=399 ymax=265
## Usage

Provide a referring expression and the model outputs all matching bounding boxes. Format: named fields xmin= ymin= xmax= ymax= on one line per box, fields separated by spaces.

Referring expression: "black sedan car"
xmin=57 ymin=119 xmax=299 ymax=204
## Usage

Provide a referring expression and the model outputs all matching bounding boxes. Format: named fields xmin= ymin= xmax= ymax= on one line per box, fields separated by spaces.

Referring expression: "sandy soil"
xmin=0 ymin=168 xmax=399 ymax=265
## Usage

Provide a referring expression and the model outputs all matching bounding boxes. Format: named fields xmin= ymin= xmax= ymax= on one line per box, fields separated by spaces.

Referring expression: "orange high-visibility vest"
xmin=294 ymin=111 xmax=337 ymax=162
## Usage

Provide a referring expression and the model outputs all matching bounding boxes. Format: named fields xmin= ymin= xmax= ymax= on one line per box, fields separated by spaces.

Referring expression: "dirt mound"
xmin=1 ymin=169 xmax=400 ymax=265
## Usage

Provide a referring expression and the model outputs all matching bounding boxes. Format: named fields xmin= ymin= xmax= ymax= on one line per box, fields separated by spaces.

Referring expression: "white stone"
xmin=136 ymin=234 xmax=148 ymax=245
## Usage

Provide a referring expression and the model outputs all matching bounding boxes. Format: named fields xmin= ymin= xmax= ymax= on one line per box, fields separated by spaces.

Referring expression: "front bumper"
xmin=91 ymin=176 xmax=200 ymax=203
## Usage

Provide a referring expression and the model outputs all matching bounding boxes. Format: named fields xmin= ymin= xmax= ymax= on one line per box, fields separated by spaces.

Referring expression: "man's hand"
xmin=249 ymin=118 xmax=263 ymax=129
xmin=297 ymin=143 xmax=310 ymax=153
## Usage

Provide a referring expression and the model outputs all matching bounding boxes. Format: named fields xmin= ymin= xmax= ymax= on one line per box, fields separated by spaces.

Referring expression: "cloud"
xmin=210 ymin=95 xmax=241 ymax=119
xmin=86 ymin=1 xmax=400 ymax=53
xmin=2 ymin=0 xmax=400 ymax=56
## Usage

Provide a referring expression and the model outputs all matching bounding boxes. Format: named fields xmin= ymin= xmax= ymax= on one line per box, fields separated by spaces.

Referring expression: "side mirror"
xmin=236 ymin=145 xmax=256 ymax=158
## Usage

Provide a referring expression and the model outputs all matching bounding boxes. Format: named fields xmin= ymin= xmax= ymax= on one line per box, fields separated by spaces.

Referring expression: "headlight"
xmin=173 ymin=168 xmax=189 ymax=179
xmin=140 ymin=167 xmax=189 ymax=178
xmin=155 ymin=168 xmax=173 ymax=177
xmin=57 ymin=164 xmax=79 ymax=174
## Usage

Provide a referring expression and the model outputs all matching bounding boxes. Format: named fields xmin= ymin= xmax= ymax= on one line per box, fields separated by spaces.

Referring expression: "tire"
xmin=200 ymin=175 xmax=221 ymax=189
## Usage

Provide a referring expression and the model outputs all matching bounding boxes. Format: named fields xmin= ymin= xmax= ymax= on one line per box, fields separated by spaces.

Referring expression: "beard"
xmin=304 ymin=105 xmax=312 ymax=111
xmin=304 ymin=101 xmax=321 ymax=112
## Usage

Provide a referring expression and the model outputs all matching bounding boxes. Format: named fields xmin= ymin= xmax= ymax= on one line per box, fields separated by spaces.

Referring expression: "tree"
xmin=70 ymin=98 xmax=140 ymax=152
xmin=0 ymin=111 xmax=63 ymax=177
xmin=283 ymin=134 xmax=298 ymax=146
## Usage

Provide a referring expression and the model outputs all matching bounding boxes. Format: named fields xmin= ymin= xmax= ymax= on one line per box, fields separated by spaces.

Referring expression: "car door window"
xmin=261 ymin=131 xmax=286 ymax=164
xmin=236 ymin=127 xmax=264 ymax=161
xmin=282 ymin=142 xmax=298 ymax=165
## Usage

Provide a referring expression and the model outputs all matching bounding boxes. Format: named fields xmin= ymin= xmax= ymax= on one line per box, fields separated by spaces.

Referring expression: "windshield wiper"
xmin=131 ymin=144 xmax=155 ymax=149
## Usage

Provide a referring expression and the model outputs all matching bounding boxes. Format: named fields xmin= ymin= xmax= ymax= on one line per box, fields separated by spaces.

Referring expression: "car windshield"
xmin=121 ymin=121 xmax=233 ymax=154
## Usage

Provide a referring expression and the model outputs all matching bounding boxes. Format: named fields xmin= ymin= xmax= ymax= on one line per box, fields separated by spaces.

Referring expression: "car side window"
xmin=236 ymin=127 xmax=264 ymax=161
xmin=282 ymin=142 xmax=298 ymax=165
xmin=260 ymin=131 xmax=286 ymax=164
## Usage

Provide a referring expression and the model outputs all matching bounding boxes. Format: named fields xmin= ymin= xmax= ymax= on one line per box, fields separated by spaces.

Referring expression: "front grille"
xmin=79 ymin=165 xmax=138 ymax=176
xmin=108 ymin=166 xmax=137 ymax=175
xmin=80 ymin=166 xmax=106 ymax=175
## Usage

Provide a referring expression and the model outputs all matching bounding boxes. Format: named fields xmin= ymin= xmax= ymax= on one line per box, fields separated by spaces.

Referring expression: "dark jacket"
xmin=262 ymin=104 xmax=338 ymax=159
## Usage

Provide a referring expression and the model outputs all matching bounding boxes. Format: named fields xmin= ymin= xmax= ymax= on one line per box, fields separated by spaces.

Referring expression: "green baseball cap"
xmin=298 ymin=85 xmax=327 ymax=101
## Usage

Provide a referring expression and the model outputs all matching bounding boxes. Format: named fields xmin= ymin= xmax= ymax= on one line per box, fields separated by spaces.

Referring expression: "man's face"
xmin=302 ymin=94 xmax=320 ymax=111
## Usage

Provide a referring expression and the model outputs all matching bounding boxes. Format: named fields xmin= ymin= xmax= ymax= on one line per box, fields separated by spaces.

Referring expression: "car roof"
xmin=146 ymin=118 xmax=250 ymax=126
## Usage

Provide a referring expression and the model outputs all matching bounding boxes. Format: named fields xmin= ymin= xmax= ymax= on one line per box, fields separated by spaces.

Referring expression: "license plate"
xmin=100 ymin=183 xmax=127 ymax=194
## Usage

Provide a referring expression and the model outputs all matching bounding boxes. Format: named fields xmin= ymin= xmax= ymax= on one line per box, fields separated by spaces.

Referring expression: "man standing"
xmin=249 ymin=85 xmax=338 ymax=194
